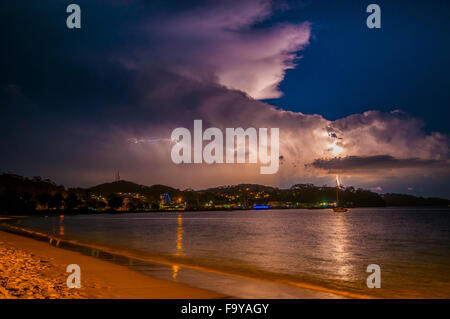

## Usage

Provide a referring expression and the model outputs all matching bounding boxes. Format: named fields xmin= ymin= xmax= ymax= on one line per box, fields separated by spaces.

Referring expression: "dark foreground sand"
xmin=0 ymin=231 xmax=225 ymax=299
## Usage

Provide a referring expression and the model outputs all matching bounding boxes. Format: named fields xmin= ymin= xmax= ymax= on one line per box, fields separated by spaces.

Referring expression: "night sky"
xmin=264 ymin=0 xmax=450 ymax=134
xmin=1 ymin=0 xmax=449 ymax=198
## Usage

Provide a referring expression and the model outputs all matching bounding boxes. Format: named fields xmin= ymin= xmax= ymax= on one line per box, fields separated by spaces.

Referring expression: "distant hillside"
xmin=87 ymin=180 xmax=181 ymax=201
xmin=2 ymin=173 xmax=450 ymax=214
xmin=382 ymin=193 xmax=450 ymax=206
xmin=0 ymin=174 xmax=64 ymax=195
xmin=88 ymin=180 xmax=147 ymax=196
xmin=202 ymin=184 xmax=278 ymax=193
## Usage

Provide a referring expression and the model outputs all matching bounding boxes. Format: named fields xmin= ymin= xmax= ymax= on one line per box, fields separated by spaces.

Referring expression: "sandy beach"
xmin=0 ymin=230 xmax=226 ymax=299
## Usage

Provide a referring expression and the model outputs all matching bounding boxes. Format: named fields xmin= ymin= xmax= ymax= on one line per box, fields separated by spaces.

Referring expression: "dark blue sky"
xmin=263 ymin=0 xmax=450 ymax=134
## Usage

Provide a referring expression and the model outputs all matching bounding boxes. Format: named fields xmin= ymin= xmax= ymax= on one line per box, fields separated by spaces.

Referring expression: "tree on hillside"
xmin=86 ymin=198 xmax=107 ymax=210
xmin=48 ymin=193 xmax=64 ymax=210
xmin=125 ymin=198 xmax=143 ymax=211
xmin=65 ymin=192 xmax=81 ymax=210
xmin=36 ymin=193 xmax=52 ymax=209
xmin=108 ymin=196 xmax=123 ymax=210
xmin=0 ymin=190 xmax=36 ymax=213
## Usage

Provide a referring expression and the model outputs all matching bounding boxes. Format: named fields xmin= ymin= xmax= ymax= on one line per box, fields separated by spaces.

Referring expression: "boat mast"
xmin=335 ymin=175 xmax=340 ymax=206
xmin=336 ymin=184 xmax=339 ymax=205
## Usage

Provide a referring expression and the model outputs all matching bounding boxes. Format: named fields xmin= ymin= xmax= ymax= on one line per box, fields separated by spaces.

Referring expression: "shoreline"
xmin=3 ymin=212 xmax=449 ymax=299
xmin=0 ymin=222 xmax=358 ymax=299
xmin=1 ymin=204 xmax=449 ymax=216
xmin=0 ymin=230 xmax=227 ymax=299
xmin=7 ymin=214 xmax=447 ymax=299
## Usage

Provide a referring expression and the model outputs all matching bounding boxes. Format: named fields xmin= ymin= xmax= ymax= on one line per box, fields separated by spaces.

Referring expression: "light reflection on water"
xmin=59 ymin=215 xmax=65 ymax=236
xmin=329 ymin=214 xmax=352 ymax=280
xmin=175 ymin=213 xmax=184 ymax=256
xmin=15 ymin=207 xmax=450 ymax=298
xmin=172 ymin=213 xmax=184 ymax=280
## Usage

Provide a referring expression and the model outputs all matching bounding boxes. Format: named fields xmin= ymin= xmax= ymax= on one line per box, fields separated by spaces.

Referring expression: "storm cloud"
xmin=1 ymin=0 xmax=449 ymax=197
xmin=114 ymin=0 xmax=311 ymax=99
xmin=308 ymin=155 xmax=448 ymax=172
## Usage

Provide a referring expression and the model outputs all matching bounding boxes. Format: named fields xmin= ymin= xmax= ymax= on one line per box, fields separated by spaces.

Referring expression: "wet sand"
xmin=0 ymin=231 xmax=226 ymax=299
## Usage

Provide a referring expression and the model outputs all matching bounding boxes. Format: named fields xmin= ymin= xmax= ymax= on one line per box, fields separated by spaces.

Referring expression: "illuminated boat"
xmin=253 ymin=205 xmax=270 ymax=210
xmin=333 ymin=175 xmax=348 ymax=213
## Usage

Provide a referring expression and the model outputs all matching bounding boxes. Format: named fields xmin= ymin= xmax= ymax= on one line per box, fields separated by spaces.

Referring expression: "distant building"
xmin=268 ymin=201 xmax=282 ymax=208
xmin=159 ymin=193 xmax=186 ymax=211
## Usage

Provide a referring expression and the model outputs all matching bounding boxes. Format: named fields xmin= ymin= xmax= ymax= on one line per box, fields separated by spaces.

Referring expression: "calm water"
xmin=11 ymin=207 xmax=450 ymax=298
